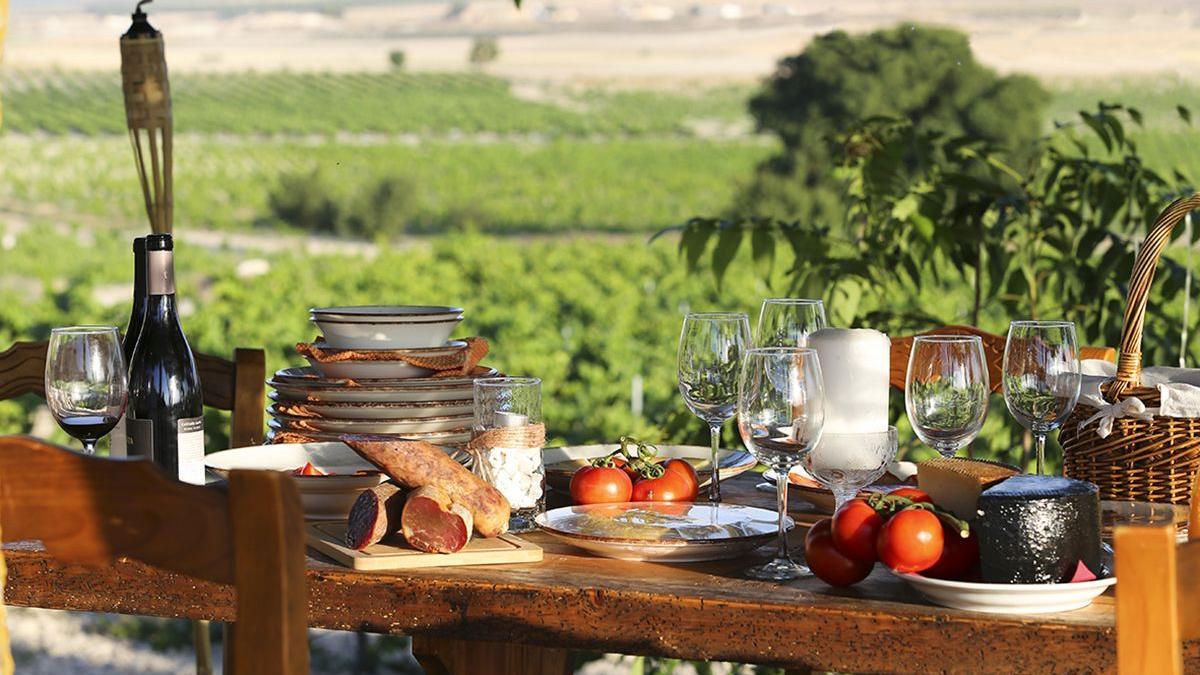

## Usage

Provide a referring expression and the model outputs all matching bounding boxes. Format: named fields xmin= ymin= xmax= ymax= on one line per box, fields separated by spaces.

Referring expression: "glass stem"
xmin=708 ymin=423 xmax=722 ymax=502
xmin=82 ymin=439 xmax=97 ymax=456
xmin=775 ymin=465 xmax=791 ymax=562
xmin=831 ymin=487 xmax=854 ymax=514
xmin=1035 ymin=432 xmax=1047 ymax=476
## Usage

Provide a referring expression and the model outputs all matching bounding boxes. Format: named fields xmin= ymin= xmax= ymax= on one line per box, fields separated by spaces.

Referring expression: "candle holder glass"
xmin=800 ymin=427 xmax=898 ymax=512
xmin=472 ymin=377 xmax=544 ymax=533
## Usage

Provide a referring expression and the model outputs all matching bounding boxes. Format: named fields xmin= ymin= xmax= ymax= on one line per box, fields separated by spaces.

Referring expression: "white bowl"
xmin=896 ymin=572 xmax=1116 ymax=614
xmin=205 ymin=442 xmax=385 ymax=520
xmin=314 ymin=316 xmax=462 ymax=350
xmin=268 ymin=397 xmax=474 ymax=420
xmin=310 ymin=305 xmax=463 ymax=323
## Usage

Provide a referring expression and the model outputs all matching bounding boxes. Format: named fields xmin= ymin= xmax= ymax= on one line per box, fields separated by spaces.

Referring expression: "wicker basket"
xmin=1060 ymin=194 xmax=1200 ymax=504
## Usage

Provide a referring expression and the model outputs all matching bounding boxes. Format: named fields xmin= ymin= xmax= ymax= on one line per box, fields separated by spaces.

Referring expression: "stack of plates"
xmin=267 ymin=305 xmax=495 ymax=449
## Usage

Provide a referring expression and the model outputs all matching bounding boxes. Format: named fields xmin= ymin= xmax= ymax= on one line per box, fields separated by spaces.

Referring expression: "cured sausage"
xmin=344 ymin=482 xmax=406 ymax=550
xmin=344 ymin=437 xmax=510 ymax=537
xmin=402 ymin=485 xmax=474 ymax=553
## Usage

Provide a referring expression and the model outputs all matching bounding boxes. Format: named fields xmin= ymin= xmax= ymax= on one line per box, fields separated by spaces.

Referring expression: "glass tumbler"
xmin=473 ymin=377 xmax=544 ymax=533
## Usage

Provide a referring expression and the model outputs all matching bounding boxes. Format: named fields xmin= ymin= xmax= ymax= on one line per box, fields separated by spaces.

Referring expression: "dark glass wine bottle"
xmin=110 ymin=237 xmax=148 ymax=458
xmin=126 ymin=233 xmax=205 ymax=483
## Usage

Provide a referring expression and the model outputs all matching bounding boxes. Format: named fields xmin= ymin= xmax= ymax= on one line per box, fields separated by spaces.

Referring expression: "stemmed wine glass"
xmin=905 ymin=335 xmax=989 ymax=458
xmin=678 ymin=312 xmax=751 ymax=502
xmin=755 ymin=298 xmax=826 ymax=347
xmin=1002 ymin=321 xmax=1082 ymax=475
xmin=44 ymin=326 xmax=128 ymax=455
xmin=737 ymin=347 xmax=825 ymax=580
xmin=801 ymin=427 xmax=898 ymax=513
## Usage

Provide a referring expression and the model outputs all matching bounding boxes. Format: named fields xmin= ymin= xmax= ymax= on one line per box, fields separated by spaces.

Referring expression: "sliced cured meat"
xmin=402 ymin=485 xmax=474 ymax=554
xmin=344 ymin=482 xmax=406 ymax=550
xmin=344 ymin=436 xmax=510 ymax=537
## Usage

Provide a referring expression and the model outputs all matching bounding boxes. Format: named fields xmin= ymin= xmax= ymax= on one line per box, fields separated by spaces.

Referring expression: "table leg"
xmin=411 ymin=636 xmax=572 ymax=675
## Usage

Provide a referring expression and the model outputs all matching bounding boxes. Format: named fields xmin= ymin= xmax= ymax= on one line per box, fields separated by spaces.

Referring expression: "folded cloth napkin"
xmin=1159 ymin=382 xmax=1200 ymax=417
xmin=1076 ymin=358 xmax=1200 ymax=435
xmin=296 ymin=336 xmax=489 ymax=377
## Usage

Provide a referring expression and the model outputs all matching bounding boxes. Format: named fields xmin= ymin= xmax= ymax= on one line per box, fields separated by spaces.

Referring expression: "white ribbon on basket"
xmin=1077 ymin=394 xmax=1159 ymax=439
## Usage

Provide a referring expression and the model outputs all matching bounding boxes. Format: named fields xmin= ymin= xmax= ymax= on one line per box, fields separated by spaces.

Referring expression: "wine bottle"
xmin=110 ymin=236 xmax=148 ymax=458
xmin=126 ymin=233 xmax=205 ymax=484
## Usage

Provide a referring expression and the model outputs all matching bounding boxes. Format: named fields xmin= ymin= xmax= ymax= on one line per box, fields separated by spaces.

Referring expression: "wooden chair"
xmin=0 ymin=435 xmax=308 ymax=674
xmin=1115 ymin=466 xmax=1200 ymax=674
xmin=0 ymin=340 xmax=266 ymax=448
xmin=889 ymin=325 xmax=1117 ymax=393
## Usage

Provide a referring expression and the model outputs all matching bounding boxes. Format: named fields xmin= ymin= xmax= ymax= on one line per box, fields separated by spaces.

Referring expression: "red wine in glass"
xmin=45 ymin=326 xmax=128 ymax=455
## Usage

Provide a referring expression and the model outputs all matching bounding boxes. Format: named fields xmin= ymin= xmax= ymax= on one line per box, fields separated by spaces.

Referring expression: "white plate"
xmin=314 ymin=316 xmax=462 ymax=350
xmin=896 ymin=572 xmax=1116 ymax=614
xmin=268 ymin=395 xmax=473 ymax=420
xmin=543 ymin=444 xmax=758 ymax=492
xmin=265 ymin=423 xmax=472 ymax=445
xmin=535 ymin=502 xmax=784 ymax=562
xmin=269 ymin=411 xmax=472 ymax=434
xmin=205 ymin=442 xmax=385 ymax=520
xmin=310 ymin=305 xmax=463 ymax=323
xmin=272 ymin=366 xmax=496 ymax=388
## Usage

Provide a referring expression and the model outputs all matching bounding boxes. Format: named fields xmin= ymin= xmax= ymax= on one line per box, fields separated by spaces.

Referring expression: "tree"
xmin=469 ymin=37 xmax=500 ymax=68
xmin=734 ymin=24 xmax=1049 ymax=223
xmin=388 ymin=50 xmax=406 ymax=69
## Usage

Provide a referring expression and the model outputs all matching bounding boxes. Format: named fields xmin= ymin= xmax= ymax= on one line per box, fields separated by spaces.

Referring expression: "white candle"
xmin=808 ymin=328 xmax=890 ymax=433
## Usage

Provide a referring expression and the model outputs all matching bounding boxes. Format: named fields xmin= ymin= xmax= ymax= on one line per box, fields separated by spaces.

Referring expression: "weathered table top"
xmin=4 ymin=474 xmax=1194 ymax=673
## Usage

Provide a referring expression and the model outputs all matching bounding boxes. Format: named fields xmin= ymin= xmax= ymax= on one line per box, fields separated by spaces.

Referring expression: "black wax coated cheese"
xmin=974 ymin=475 xmax=1101 ymax=584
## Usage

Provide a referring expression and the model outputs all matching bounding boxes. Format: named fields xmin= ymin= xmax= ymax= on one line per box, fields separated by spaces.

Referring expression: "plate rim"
xmin=895 ymin=571 xmax=1117 ymax=592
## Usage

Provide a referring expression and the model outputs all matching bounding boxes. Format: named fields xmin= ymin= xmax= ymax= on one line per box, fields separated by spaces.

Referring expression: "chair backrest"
xmin=889 ymin=325 xmax=1117 ymax=392
xmin=0 ymin=435 xmax=308 ymax=674
xmin=1114 ymin=469 xmax=1200 ymax=674
xmin=0 ymin=340 xmax=266 ymax=448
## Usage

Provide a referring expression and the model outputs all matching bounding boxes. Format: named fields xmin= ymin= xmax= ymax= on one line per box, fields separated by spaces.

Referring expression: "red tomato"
xmin=889 ymin=487 xmax=932 ymax=503
xmin=924 ymin=527 xmax=979 ymax=580
xmin=662 ymin=459 xmax=700 ymax=501
xmin=805 ymin=519 xmax=874 ymax=587
xmin=631 ymin=472 xmax=692 ymax=502
xmin=570 ymin=466 xmax=633 ymax=505
xmin=876 ymin=508 xmax=944 ymax=573
xmin=831 ymin=499 xmax=883 ymax=563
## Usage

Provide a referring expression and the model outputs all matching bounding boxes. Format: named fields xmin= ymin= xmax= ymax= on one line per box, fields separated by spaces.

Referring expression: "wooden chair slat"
xmin=1116 ymin=523 xmax=1183 ymax=675
xmin=0 ymin=342 xmax=48 ymax=400
xmin=227 ymin=469 xmax=309 ymax=675
xmin=0 ymin=435 xmax=307 ymax=674
xmin=0 ymin=435 xmax=233 ymax=583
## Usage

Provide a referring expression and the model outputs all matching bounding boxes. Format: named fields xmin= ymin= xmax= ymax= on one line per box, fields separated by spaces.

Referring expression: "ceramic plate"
xmin=205 ymin=442 xmax=385 ymax=520
xmin=269 ymin=410 xmax=471 ymax=434
xmin=266 ymin=419 xmax=473 ymax=445
xmin=309 ymin=305 xmax=464 ymax=322
xmin=535 ymin=502 xmax=785 ymax=562
xmin=896 ymin=572 xmax=1116 ymax=614
xmin=543 ymin=444 xmax=758 ymax=493
xmin=268 ymin=393 xmax=473 ymax=420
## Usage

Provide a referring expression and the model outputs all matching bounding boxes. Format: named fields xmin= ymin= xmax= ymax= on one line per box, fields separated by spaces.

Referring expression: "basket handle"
xmin=1108 ymin=193 xmax=1200 ymax=401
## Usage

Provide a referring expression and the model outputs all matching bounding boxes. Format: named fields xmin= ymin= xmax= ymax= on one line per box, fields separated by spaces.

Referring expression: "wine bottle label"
xmin=109 ymin=414 xmax=127 ymax=458
xmin=125 ymin=416 xmax=205 ymax=485
xmin=147 ymin=250 xmax=176 ymax=295
xmin=177 ymin=417 xmax=205 ymax=485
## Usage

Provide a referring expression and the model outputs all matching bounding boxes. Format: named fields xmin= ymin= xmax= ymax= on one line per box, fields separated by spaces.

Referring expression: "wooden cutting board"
xmin=306 ymin=521 xmax=543 ymax=571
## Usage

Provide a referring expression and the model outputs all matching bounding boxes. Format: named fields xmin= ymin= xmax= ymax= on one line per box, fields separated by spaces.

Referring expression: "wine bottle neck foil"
xmin=147 ymin=250 xmax=176 ymax=295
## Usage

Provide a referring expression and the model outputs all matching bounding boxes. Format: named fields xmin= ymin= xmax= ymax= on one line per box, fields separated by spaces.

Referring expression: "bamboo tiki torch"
xmin=120 ymin=0 xmax=172 ymax=235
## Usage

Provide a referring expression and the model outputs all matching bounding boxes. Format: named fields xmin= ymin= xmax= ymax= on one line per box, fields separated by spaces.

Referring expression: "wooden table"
xmin=4 ymin=474 xmax=1195 ymax=674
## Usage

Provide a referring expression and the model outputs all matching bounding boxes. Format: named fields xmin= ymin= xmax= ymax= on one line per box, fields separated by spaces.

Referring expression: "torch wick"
xmin=135 ymin=0 xmax=153 ymax=13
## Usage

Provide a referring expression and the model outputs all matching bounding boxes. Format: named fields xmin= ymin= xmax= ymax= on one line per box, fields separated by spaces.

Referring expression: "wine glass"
xmin=678 ymin=312 xmax=751 ymax=502
xmin=801 ymin=427 xmax=898 ymax=513
xmin=755 ymin=298 xmax=827 ymax=347
xmin=905 ymin=335 xmax=989 ymax=458
xmin=44 ymin=326 xmax=128 ymax=455
xmin=737 ymin=347 xmax=825 ymax=580
xmin=1003 ymin=321 xmax=1082 ymax=475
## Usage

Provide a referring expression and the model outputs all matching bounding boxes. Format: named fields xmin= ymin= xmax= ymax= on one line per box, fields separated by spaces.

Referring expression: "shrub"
xmin=469 ymin=37 xmax=500 ymax=68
